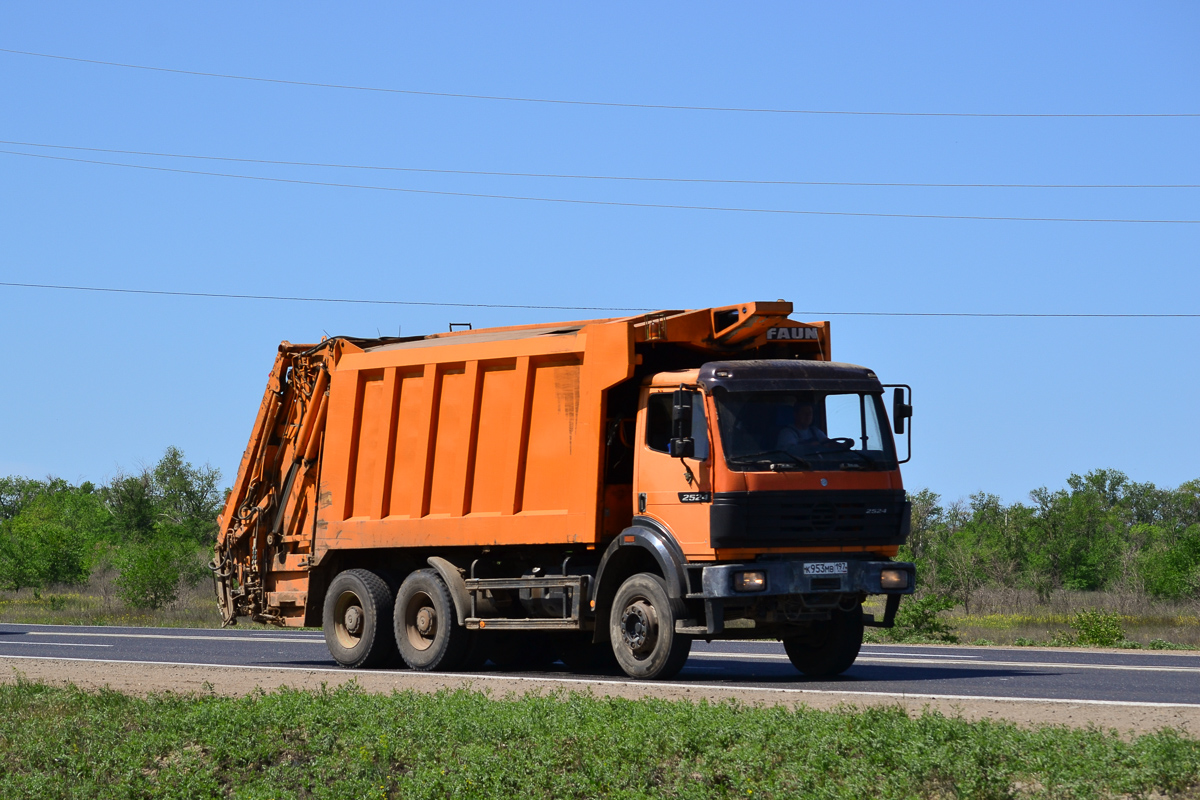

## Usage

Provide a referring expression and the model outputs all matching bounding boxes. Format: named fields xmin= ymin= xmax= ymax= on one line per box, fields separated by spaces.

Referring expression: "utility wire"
xmin=3 ymin=47 xmax=1197 ymax=119
xmin=3 ymin=139 xmax=1197 ymax=190
xmin=5 ymin=148 xmax=1199 ymax=225
xmin=0 ymin=282 xmax=649 ymax=312
xmin=2 ymin=282 xmax=1198 ymax=318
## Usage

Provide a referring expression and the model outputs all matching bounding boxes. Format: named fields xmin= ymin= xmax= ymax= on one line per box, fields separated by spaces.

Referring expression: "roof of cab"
xmin=698 ymin=359 xmax=881 ymax=393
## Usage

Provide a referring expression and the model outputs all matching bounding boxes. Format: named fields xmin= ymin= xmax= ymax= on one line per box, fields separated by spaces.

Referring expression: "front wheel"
xmin=609 ymin=574 xmax=692 ymax=680
xmin=783 ymin=605 xmax=864 ymax=678
xmin=323 ymin=569 xmax=397 ymax=669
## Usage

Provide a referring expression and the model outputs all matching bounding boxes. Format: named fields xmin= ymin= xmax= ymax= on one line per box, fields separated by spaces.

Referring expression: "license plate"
xmin=803 ymin=562 xmax=847 ymax=576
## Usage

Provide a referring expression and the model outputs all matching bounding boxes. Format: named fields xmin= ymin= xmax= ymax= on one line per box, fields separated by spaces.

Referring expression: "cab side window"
xmin=646 ymin=394 xmax=672 ymax=452
xmin=645 ymin=392 xmax=709 ymax=460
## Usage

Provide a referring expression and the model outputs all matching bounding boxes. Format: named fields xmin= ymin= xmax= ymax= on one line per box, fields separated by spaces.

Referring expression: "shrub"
xmin=1048 ymin=630 xmax=1077 ymax=647
xmin=887 ymin=593 xmax=959 ymax=643
xmin=1145 ymin=639 xmax=1198 ymax=651
xmin=114 ymin=538 xmax=208 ymax=610
xmin=1070 ymin=609 xmax=1125 ymax=647
xmin=1136 ymin=524 xmax=1200 ymax=600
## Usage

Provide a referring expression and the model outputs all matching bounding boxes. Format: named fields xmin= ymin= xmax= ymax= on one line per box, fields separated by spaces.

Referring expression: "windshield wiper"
xmin=727 ymin=450 xmax=812 ymax=470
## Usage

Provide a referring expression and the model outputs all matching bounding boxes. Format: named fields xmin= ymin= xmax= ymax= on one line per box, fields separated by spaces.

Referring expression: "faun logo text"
xmin=766 ymin=326 xmax=819 ymax=341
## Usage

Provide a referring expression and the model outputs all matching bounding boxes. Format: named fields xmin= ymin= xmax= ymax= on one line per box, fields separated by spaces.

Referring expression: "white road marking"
xmin=0 ymin=641 xmax=112 ymax=647
xmin=0 ymin=653 xmax=1196 ymax=709
xmin=690 ymin=651 xmax=1200 ymax=673
xmin=25 ymin=632 xmax=324 ymax=644
xmin=861 ymin=651 xmax=983 ymax=659
xmin=705 ymin=652 xmax=979 ymax=662
xmin=857 ymin=656 xmax=1200 ymax=674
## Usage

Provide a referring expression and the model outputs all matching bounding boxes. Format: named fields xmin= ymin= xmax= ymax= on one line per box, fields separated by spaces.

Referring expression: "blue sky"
xmin=1 ymin=3 xmax=1197 ymax=504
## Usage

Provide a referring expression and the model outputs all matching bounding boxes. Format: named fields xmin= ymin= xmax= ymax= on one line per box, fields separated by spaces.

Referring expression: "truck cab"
xmin=591 ymin=359 xmax=915 ymax=677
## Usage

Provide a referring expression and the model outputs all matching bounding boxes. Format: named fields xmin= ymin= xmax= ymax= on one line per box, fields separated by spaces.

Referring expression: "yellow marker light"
xmin=880 ymin=569 xmax=909 ymax=590
xmin=733 ymin=571 xmax=766 ymax=592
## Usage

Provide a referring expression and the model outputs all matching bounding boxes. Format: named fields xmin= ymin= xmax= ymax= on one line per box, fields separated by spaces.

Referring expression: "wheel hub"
xmin=343 ymin=605 xmax=363 ymax=637
xmin=415 ymin=606 xmax=436 ymax=637
xmin=620 ymin=601 xmax=657 ymax=655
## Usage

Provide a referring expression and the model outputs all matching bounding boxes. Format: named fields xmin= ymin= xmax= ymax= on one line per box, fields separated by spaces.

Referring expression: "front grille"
xmin=755 ymin=498 xmax=863 ymax=536
xmin=710 ymin=489 xmax=909 ymax=549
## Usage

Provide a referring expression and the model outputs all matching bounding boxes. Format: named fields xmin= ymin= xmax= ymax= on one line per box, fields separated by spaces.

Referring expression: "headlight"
xmin=880 ymin=569 xmax=909 ymax=590
xmin=733 ymin=571 xmax=766 ymax=592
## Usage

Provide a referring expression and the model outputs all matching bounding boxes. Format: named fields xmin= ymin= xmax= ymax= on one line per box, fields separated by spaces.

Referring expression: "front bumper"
xmin=687 ymin=558 xmax=916 ymax=635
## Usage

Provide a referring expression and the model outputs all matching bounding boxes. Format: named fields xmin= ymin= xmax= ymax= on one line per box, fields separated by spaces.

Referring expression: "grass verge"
xmin=863 ymin=591 xmax=1200 ymax=650
xmin=0 ymin=579 xmax=265 ymax=629
xmin=0 ymin=681 xmax=1197 ymax=799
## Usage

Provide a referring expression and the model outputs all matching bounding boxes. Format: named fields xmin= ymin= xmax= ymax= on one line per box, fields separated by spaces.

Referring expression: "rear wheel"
xmin=783 ymin=605 xmax=864 ymax=678
xmin=394 ymin=569 xmax=470 ymax=671
xmin=323 ymin=569 xmax=397 ymax=668
xmin=609 ymin=574 xmax=692 ymax=680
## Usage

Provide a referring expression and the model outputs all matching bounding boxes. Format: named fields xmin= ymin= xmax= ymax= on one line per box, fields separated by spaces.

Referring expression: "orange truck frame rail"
xmin=213 ymin=301 xmax=916 ymax=679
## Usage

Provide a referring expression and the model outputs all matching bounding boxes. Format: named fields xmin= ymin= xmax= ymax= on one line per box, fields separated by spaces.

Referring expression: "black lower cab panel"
xmin=710 ymin=488 xmax=911 ymax=549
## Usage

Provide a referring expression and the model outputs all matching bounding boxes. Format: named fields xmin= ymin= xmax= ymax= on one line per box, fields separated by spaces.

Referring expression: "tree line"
xmin=903 ymin=469 xmax=1200 ymax=611
xmin=0 ymin=447 xmax=222 ymax=608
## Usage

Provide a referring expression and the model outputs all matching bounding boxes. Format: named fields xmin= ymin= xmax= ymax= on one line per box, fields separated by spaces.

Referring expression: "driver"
xmin=776 ymin=402 xmax=828 ymax=454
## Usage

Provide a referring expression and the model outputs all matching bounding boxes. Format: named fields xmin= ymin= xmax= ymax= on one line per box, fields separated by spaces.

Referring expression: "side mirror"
xmin=892 ymin=387 xmax=913 ymax=435
xmin=668 ymin=387 xmax=695 ymax=459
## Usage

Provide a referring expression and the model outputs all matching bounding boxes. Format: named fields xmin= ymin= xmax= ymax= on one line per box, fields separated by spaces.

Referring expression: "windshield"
xmin=712 ymin=389 xmax=896 ymax=471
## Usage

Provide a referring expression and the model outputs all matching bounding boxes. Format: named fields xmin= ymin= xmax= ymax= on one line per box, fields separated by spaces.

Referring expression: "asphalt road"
xmin=0 ymin=622 xmax=1197 ymax=707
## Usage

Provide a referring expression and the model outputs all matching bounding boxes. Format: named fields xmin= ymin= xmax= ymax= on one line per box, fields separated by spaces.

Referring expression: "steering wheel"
xmin=828 ymin=437 xmax=856 ymax=450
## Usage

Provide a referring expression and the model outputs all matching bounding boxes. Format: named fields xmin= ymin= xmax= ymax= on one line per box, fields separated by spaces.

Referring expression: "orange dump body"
xmin=214 ymin=302 xmax=895 ymax=627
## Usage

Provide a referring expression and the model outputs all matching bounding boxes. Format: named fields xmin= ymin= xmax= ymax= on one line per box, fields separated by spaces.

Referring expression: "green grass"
xmin=0 ymin=682 xmax=1197 ymax=799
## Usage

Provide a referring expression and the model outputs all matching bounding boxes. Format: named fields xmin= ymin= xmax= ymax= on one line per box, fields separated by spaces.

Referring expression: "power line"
xmin=6 ymin=148 xmax=1199 ymax=225
xmin=3 ymin=47 xmax=1197 ymax=119
xmin=3 ymin=282 xmax=1198 ymax=318
xmin=4 ymin=139 xmax=1197 ymax=190
xmin=0 ymin=282 xmax=649 ymax=312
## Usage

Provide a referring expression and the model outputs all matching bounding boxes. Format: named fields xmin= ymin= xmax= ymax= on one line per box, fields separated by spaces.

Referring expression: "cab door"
xmin=634 ymin=388 xmax=714 ymax=559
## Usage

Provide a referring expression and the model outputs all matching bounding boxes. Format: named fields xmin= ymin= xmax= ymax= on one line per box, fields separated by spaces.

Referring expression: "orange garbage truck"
xmin=213 ymin=301 xmax=916 ymax=679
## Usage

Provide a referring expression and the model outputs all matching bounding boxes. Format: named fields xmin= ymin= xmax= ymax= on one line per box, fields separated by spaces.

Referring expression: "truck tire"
xmin=394 ymin=569 xmax=470 ymax=671
xmin=609 ymin=573 xmax=692 ymax=680
xmin=782 ymin=605 xmax=864 ymax=678
xmin=323 ymin=569 xmax=397 ymax=669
